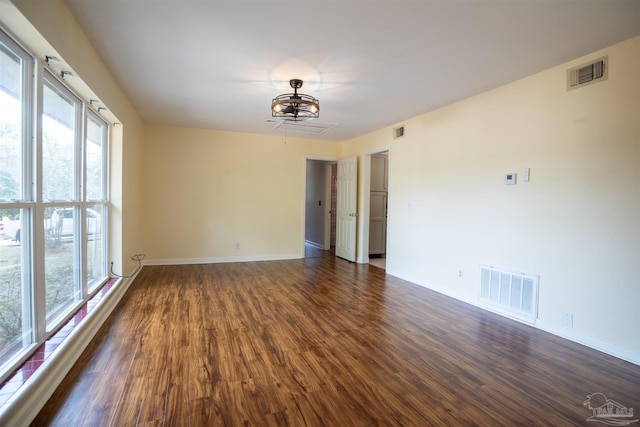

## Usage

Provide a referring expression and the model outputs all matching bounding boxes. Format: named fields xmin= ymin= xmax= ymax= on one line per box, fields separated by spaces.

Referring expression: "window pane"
xmin=86 ymin=115 xmax=106 ymax=201
xmin=44 ymin=206 xmax=79 ymax=329
xmin=0 ymin=41 xmax=23 ymax=201
xmin=0 ymin=209 xmax=32 ymax=367
xmin=43 ymin=80 xmax=76 ymax=201
xmin=0 ymin=33 xmax=33 ymax=374
xmin=86 ymin=203 xmax=105 ymax=291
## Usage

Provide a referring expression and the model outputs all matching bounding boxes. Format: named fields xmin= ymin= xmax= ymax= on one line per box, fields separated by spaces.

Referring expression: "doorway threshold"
xmin=369 ymin=256 xmax=386 ymax=270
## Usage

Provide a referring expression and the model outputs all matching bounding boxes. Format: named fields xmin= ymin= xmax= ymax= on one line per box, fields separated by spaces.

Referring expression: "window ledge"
xmin=0 ymin=276 xmax=128 ymax=423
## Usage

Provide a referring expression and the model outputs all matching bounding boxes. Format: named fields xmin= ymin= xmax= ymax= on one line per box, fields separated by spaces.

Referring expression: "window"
xmin=42 ymin=73 xmax=82 ymax=330
xmin=85 ymin=112 xmax=108 ymax=292
xmin=0 ymin=31 xmax=34 ymax=372
xmin=0 ymin=28 xmax=109 ymax=382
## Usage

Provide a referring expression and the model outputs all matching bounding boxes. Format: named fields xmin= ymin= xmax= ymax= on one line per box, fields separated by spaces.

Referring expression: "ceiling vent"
xmin=567 ymin=56 xmax=608 ymax=91
xmin=274 ymin=120 xmax=336 ymax=134
xmin=393 ymin=125 xmax=405 ymax=139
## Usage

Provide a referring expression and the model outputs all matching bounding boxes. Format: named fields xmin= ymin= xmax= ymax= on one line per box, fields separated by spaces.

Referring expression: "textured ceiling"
xmin=64 ymin=0 xmax=640 ymax=141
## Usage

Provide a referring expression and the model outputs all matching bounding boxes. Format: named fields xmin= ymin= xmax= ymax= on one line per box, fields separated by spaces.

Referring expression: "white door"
xmin=336 ymin=156 xmax=357 ymax=262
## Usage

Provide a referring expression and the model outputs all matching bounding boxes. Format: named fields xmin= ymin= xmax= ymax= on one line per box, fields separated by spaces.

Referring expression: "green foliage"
xmin=0 ymin=265 xmax=21 ymax=344
xmin=45 ymin=263 xmax=75 ymax=315
xmin=0 ymin=244 xmax=76 ymax=353
xmin=0 ymin=208 xmax=19 ymax=221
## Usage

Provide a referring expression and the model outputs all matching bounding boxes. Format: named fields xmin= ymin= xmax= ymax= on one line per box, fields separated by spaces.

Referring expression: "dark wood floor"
xmin=33 ymin=251 xmax=640 ymax=426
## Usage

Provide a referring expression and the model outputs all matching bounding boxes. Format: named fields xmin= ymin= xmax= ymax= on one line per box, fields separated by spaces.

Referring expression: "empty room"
xmin=0 ymin=0 xmax=639 ymax=425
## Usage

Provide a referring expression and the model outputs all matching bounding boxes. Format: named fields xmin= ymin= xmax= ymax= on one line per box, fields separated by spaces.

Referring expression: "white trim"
xmin=0 ymin=268 xmax=140 ymax=426
xmin=303 ymin=155 xmax=339 ymax=257
xmin=323 ymin=163 xmax=333 ymax=250
xmin=144 ymin=253 xmax=302 ymax=266
xmin=304 ymin=240 xmax=324 ymax=249
xmin=535 ymin=320 xmax=640 ymax=366
xmin=387 ymin=269 xmax=640 ymax=367
xmin=359 ymin=146 xmax=391 ymax=264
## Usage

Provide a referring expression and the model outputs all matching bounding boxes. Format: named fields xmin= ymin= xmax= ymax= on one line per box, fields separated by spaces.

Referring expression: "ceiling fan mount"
xmin=289 ymin=79 xmax=303 ymax=90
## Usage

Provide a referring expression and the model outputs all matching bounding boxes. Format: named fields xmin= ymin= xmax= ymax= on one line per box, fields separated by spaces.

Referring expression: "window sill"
xmin=0 ymin=277 xmax=118 ymax=409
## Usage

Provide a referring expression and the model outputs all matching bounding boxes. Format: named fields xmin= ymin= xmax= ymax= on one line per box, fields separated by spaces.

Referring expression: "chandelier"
xmin=271 ymin=79 xmax=319 ymax=121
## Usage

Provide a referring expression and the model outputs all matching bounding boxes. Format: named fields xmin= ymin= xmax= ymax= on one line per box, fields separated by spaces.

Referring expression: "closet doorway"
xmin=368 ymin=151 xmax=388 ymax=269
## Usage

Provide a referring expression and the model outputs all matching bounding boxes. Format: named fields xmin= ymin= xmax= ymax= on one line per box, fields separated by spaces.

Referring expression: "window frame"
xmin=41 ymin=69 xmax=84 ymax=332
xmin=0 ymin=27 xmax=110 ymax=384
xmin=84 ymin=108 xmax=109 ymax=294
xmin=0 ymin=28 xmax=36 ymax=383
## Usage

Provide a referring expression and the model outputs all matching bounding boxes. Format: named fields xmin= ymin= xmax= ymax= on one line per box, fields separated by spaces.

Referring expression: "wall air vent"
xmin=567 ymin=56 xmax=608 ymax=91
xmin=393 ymin=125 xmax=405 ymax=139
xmin=479 ymin=265 xmax=539 ymax=324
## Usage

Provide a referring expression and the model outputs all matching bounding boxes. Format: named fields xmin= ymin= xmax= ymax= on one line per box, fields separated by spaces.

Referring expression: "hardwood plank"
xmin=32 ymin=253 xmax=640 ymax=426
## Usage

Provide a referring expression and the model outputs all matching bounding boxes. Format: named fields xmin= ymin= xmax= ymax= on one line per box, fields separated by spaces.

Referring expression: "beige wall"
xmin=344 ymin=36 xmax=640 ymax=360
xmin=141 ymin=125 xmax=340 ymax=262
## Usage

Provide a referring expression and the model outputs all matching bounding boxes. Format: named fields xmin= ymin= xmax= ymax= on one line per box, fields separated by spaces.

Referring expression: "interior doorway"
xmin=304 ymin=159 xmax=337 ymax=258
xmin=368 ymin=151 xmax=389 ymax=269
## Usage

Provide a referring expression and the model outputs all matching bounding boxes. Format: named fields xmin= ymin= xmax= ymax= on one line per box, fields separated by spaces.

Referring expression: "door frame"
xmin=303 ymin=148 xmax=392 ymax=263
xmin=302 ymin=156 xmax=338 ymax=257
xmin=335 ymin=156 xmax=358 ymax=262
xmin=323 ymin=162 xmax=336 ymax=250
xmin=359 ymin=147 xmax=391 ymax=264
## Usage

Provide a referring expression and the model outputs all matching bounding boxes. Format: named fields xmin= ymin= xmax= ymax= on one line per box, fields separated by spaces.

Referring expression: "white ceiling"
xmin=64 ymin=0 xmax=640 ymax=141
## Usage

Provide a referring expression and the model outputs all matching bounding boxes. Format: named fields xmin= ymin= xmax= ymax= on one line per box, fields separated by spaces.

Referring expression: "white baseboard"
xmin=144 ymin=253 xmax=302 ymax=266
xmin=535 ymin=319 xmax=640 ymax=366
xmin=387 ymin=269 xmax=640 ymax=367
xmin=0 ymin=267 xmax=141 ymax=426
xmin=304 ymin=240 xmax=324 ymax=249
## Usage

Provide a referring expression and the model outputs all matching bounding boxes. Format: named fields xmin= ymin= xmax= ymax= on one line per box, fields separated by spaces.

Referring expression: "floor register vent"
xmin=479 ymin=265 xmax=539 ymax=324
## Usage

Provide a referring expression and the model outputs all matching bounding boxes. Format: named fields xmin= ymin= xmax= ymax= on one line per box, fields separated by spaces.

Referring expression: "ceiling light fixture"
xmin=271 ymin=79 xmax=319 ymax=121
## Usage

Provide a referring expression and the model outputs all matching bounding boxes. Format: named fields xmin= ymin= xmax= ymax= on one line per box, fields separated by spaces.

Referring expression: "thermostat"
xmin=504 ymin=173 xmax=517 ymax=185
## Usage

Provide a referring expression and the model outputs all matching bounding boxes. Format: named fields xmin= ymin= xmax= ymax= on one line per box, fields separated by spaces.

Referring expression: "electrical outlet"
xmin=458 ymin=270 xmax=464 ymax=279
xmin=563 ymin=312 xmax=573 ymax=328
xmin=235 ymin=242 xmax=240 ymax=250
